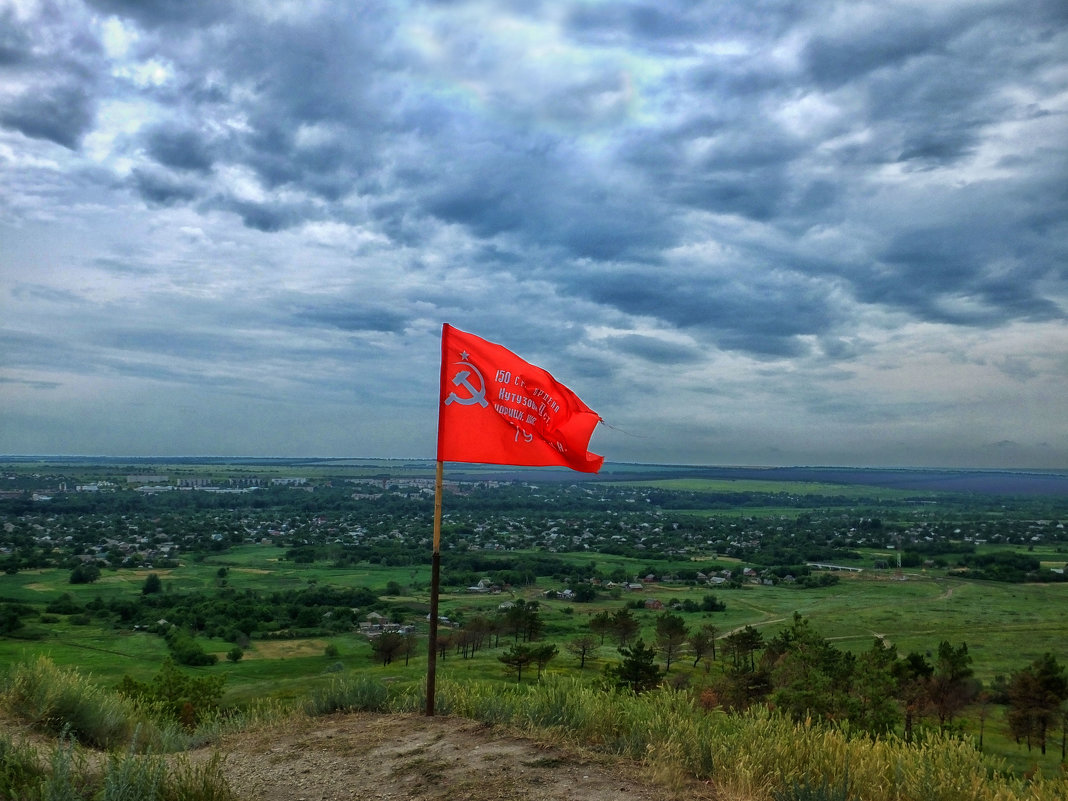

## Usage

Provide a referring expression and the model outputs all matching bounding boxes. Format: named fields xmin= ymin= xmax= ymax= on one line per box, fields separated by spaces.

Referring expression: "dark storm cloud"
xmin=0 ymin=330 xmax=86 ymax=373
xmin=113 ymin=4 xmax=402 ymax=221
xmin=0 ymin=81 xmax=97 ymax=150
xmin=131 ymin=167 xmax=200 ymax=206
xmin=566 ymin=0 xmax=809 ymax=47
xmin=672 ymin=169 xmax=786 ymax=221
xmin=0 ymin=4 xmax=103 ymax=149
xmin=571 ymin=266 xmax=839 ymax=357
xmin=294 ymin=305 xmax=408 ymax=335
xmin=98 ymin=357 xmax=251 ymax=389
xmin=221 ymin=6 xmax=397 ymax=132
xmin=423 ymin=132 xmax=676 ymax=261
xmin=9 ymin=0 xmax=1061 ymax=348
xmin=856 ymin=208 xmax=1067 ymax=325
xmin=217 ymin=199 xmax=300 ymax=233
xmin=0 ymin=376 xmax=61 ymax=390
xmin=106 ymin=3 xmax=676 ymax=259
xmin=803 ymin=21 xmax=947 ymax=90
xmin=92 ymin=257 xmax=158 ymax=276
xmin=11 ymin=284 xmax=89 ymax=306
xmin=0 ymin=8 xmax=32 ymax=65
xmin=144 ymin=126 xmax=214 ymax=173
xmin=85 ymin=0 xmax=227 ymax=27
xmin=91 ymin=328 xmax=273 ymax=366
xmin=237 ymin=124 xmax=367 ymax=203
xmin=604 ymin=334 xmax=704 ymax=365
xmin=2 ymin=0 xmax=1066 ymax=466
xmin=619 ymin=89 xmax=803 ymax=223
xmin=804 ymin=2 xmax=1064 ymax=171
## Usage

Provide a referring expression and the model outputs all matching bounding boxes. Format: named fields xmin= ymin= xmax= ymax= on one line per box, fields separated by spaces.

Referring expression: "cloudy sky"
xmin=1 ymin=0 xmax=1066 ymax=469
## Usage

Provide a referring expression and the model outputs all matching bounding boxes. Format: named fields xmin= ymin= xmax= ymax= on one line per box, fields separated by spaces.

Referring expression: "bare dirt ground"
xmin=195 ymin=711 xmax=717 ymax=801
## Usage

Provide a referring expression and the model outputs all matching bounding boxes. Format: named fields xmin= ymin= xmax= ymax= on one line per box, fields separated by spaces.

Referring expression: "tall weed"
xmin=774 ymin=779 xmax=854 ymax=801
xmin=40 ymin=734 xmax=89 ymax=801
xmin=1 ymin=657 xmax=159 ymax=750
xmin=0 ymin=732 xmax=45 ymax=801
xmin=97 ymin=750 xmax=166 ymax=801
xmin=162 ymin=753 xmax=236 ymax=801
xmin=341 ymin=675 xmax=1068 ymax=801
xmin=304 ymin=674 xmax=390 ymax=715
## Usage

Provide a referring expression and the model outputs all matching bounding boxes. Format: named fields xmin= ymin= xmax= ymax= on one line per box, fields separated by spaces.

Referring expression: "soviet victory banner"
xmin=436 ymin=323 xmax=603 ymax=473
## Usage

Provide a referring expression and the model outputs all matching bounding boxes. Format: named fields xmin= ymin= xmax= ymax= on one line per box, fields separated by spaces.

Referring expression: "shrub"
xmin=163 ymin=630 xmax=218 ymax=667
xmin=142 ymin=573 xmax=162 ymax=595
xmin=68 ymin=564 xmax=100 ymax=584
xmin=1 ymin=657 xmax=156 ymax=750
xmin=117 ymin=659 xmax=225 ymax=730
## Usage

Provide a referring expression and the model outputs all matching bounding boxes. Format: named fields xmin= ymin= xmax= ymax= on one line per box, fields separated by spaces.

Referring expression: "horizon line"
xmin=1 ymin=454 xmax=1065 ymax=475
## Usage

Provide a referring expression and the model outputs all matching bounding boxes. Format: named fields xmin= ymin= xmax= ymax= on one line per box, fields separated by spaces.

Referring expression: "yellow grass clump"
xmin=420 ymin=677 xmax=1067 ymax=801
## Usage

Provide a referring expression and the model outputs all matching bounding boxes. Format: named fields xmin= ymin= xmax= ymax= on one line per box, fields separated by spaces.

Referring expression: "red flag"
xmin=436 ymin=324 xmax=603 ymax=473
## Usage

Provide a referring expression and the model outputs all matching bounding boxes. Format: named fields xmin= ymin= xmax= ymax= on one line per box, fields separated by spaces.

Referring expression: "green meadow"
xmin=5 ymin=546 xmax=1065 ymax=686
xmin=3 ymin=539 xmax=1067 ymax=777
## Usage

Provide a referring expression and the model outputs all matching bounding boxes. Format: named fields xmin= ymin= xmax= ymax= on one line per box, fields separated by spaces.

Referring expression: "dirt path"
xmin=196 ymin=712 xmax=713 ymax=801
xmin=723 ymin=617 xmax=786 ymax=636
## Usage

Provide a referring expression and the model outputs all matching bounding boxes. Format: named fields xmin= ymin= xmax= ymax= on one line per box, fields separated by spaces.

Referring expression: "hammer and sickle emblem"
xmin=445 ymin=361 xmax=489 ymax=407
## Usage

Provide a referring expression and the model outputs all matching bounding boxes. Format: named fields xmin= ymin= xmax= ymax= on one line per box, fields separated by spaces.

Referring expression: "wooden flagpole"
xmin=425 ymin=458 xmax=443 ymax=716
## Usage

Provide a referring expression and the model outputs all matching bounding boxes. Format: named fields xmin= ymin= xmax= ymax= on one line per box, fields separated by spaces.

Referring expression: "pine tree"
xmin=654 ymin=612 xmax=688 ymax=671
xmin=1007 ymin=653 xmax=1068 ymax=754
xmin=607 ymin=639 xmax=663 ymax=693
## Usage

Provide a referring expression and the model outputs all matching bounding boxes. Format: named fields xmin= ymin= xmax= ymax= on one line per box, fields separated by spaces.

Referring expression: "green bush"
xmin=163 ymin=630 xmax=217 ymax=667
xmin=117 ymin=659 xmax=225 ymax=730
xmin=1 ymin=657 xmax=157 ymax=750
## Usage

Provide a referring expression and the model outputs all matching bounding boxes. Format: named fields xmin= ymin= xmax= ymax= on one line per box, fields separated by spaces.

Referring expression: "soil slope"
xmin=198 ymin=711 xmax=712 ymax=801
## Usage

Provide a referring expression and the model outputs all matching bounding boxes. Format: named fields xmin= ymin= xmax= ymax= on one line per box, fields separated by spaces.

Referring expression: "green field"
xmin=3 ymin=544 xmax=1067 ymax=776
xmin=5 ymin=549 xmax=1065 ymax=684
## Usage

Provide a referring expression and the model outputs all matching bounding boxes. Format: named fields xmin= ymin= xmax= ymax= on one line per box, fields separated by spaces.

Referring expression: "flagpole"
xmin=425 ymin=458 xmax=443 ymax=716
